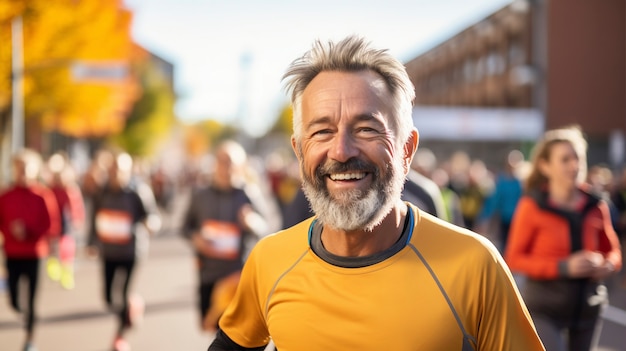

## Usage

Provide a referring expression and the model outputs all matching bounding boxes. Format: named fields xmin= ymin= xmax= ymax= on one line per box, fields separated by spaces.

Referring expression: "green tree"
xmin=109 ymin=47 xmax=176 ymax=157
xmin=268 ymin=103 xmax=293 ymax=136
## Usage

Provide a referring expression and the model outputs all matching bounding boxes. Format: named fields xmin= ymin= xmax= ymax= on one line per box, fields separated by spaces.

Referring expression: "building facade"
xmin=405 ymin=0 xmax=625 ymax=170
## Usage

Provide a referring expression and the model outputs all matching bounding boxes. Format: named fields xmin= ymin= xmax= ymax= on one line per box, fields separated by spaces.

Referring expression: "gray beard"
xmin=301 ymin=154 xmax=406 ymax=232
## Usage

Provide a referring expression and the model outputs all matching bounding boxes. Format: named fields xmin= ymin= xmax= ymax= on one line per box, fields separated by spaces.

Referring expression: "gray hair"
xmin=282 ymin=35 xmax=415 ymax=148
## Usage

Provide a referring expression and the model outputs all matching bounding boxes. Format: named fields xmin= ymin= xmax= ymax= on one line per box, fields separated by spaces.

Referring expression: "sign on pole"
xmin=71 ymin=61 xmax=129 ymax=83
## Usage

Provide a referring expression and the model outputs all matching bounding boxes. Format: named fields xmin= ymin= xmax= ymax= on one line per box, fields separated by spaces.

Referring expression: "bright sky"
xmin=124 ymin=0 xmax=512 ymax=136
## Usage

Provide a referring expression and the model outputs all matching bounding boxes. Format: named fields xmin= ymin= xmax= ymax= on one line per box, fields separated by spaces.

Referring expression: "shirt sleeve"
xmin=474 ymin=240 xmax=546 ymax=351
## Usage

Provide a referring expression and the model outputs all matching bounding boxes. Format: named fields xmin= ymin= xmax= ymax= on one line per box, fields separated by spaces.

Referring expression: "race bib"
xmin=201 ymin=220 xmax=241 ymax=259
xmin=96 ymin=210 xmax=132 ymax=244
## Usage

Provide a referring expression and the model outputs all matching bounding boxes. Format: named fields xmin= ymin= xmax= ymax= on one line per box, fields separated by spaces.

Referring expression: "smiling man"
xmin=208 ymin=35 xmax=545 ymax=351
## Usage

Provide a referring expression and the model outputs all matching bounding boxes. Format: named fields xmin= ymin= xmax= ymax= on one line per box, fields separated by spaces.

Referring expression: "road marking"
xmin=602 ymin=305 xmax=626 ymax=327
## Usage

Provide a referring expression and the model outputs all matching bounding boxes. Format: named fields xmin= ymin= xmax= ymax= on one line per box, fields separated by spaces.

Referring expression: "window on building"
xmin=464 ymin=58 xmax=475 ymax=82
xmin=486 ymin=48 xmax=505 ymax=75
xmin=508 ymin=38 xmax=525 ymax=66
xmin=475 ymin=55 xmax=485 ymax=81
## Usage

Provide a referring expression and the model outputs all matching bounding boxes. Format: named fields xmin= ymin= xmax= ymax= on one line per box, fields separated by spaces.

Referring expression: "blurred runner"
xmin=87 ymin=151 xmax=160 ymax=351
xmin=0 ymin=149 xmax=61 ymax=351
xmin=182 ymin=140 xmax=268 ymax=332
xmin=43 ymin=152 xmax=86 ymax=290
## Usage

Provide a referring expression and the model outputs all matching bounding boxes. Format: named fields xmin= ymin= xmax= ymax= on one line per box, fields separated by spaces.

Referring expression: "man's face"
xmin=292 ymin=70 xmax=409 ymax=231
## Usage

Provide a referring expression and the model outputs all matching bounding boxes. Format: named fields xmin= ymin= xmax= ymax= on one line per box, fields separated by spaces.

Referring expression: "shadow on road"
xmin=0 ymin=297 xmax=193 ymax=330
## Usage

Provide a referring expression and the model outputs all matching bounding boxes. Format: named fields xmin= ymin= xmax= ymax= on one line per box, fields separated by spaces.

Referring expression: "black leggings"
xmin=103 ymin=259 xmax=135 ymax=336
xmin=6 ymin=258 xmax=40 ymax=335
xmin=199 ymin=281 xmax=216 ymax=320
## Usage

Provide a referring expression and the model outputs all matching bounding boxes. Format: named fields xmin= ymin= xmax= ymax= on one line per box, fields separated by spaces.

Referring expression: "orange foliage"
xmin=0 ymin=0 xmax=141 ymax=137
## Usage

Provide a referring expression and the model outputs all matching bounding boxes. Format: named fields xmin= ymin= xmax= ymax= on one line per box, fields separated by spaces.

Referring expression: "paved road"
xmin=0 ymin=231 xmax=211 ymax=351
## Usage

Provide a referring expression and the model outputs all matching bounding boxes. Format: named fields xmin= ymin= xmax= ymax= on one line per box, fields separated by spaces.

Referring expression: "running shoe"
xmin=46 ymin=257 xmax=62 ymax=282
xmin=60 ymin=265 xmax=75 ymax=290
xmin=113 ymin=337 xmax=131 ymax=351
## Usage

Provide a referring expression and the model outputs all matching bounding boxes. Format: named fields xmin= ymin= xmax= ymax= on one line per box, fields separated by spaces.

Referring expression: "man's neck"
xmin=320 ymin=201 xmax=408 ymax=257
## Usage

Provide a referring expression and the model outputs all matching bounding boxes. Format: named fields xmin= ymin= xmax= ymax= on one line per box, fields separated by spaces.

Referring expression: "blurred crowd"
xmin=0 ymin=127 xmax=625 ymax=350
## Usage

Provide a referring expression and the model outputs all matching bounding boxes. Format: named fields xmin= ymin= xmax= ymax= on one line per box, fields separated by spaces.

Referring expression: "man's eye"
xmin=358 ymin=127 xmax=378 ymax=134
xmin=311 ymin=129 xmax=331 ymax=137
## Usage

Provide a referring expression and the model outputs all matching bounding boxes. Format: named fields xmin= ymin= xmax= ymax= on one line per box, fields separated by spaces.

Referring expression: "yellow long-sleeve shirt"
xmin=216 ymin=203 xmax=545 ymax=351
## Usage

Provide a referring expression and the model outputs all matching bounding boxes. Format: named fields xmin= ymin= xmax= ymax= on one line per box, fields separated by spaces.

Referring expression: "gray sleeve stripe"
xmin=408 ymin=243 xmax=477 ymax=350
xmin=265 ymin=248 xmax=310 ymax=318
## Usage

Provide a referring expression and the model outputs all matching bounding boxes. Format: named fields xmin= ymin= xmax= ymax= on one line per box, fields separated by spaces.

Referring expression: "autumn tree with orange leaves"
xmin=0 ymin=0 xmax=141 ymax=141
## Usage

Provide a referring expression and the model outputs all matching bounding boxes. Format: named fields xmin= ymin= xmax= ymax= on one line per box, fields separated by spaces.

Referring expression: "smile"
xmin=329 ymin=172 xmax=366 ymax=181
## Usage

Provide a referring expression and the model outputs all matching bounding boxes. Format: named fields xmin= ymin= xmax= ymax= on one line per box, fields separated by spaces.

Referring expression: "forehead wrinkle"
xmin=354 ymin=113 xmax=386 ymax=128
xmin=305 ymin=115 xmax=333 ymax=131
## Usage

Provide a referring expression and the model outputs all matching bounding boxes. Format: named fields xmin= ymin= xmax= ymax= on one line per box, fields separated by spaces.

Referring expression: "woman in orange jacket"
xmin=505 ymin=126 xmax=622 ymax=351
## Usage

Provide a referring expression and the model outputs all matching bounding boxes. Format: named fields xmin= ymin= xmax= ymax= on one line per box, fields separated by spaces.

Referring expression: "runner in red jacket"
xmin=0 ymin=149 xmax=61 ymax=351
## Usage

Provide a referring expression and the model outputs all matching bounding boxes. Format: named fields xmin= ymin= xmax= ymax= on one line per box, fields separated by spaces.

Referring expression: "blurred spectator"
xmin=0 ymin=149 xmax=61 ymax=351
xmin=242 ymin=154 xmax=283 ymax=239
xmin=505 ymin=126 xmax=622 ymax=351
xmin=282 ymin=186 xmax=315 ymax=229
xmin=400 ymin=149 xmax=447 ymax=220
xmin=475 ymin=150 xmax=524 ymax=252
xmin=87 ymin=152 xmax=160 ymax=351
xmin=587 ymin=164 xmax=620 ymax=236
xmin=150 ymin=165 xmax=174 ymax=211
xmin=610 ymin=166 xmax=626 ymax=286
xmin=587 ymin=164 xmax=614 ymax=200
xmin=43 ymin=152 xmax=86 ymax=290
xmin=611 ymin=167 xmax=626 ymax=238
xmin=181 ymin=140 xmax=269 ymax=332
xmin=431 ymin=167 xmax=465 ymax=227
xmin=279 ymin=159 xmax=315 ymax=229
xmin=402 ymin=169 xmax=447 ymax=220
xmin=450 ymin=156 xmax=490 ymax=229
xmin=264 ymin=151 xmax=291 ymax=207
xmin=411 ymin=148 xmax=438 ymax=177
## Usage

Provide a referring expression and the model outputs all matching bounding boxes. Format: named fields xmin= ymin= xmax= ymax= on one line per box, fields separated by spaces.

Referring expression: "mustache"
xmin=316 ymin=158 xmax=377 ymax=178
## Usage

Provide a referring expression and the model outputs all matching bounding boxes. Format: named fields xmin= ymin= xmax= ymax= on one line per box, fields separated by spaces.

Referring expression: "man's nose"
xmin=328 ymin=132 xmax=359 ymax=162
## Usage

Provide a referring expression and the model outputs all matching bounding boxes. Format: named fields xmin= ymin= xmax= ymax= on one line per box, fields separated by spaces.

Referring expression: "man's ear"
xmin=291 ymin=136 xmax=302 ymax=162
xmin=291 ymin=136 xmax=305 ymax=180
xmin=403 ymin=128 xmax=419 ymax=173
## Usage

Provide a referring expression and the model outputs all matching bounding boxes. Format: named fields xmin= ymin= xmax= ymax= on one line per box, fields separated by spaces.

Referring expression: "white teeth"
xmin=329 ymin=172 xmax=365 ymax=181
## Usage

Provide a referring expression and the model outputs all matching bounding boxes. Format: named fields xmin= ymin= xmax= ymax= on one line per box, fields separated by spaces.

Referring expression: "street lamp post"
xmin=11 ymin=14 xmax=24 ymax=153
